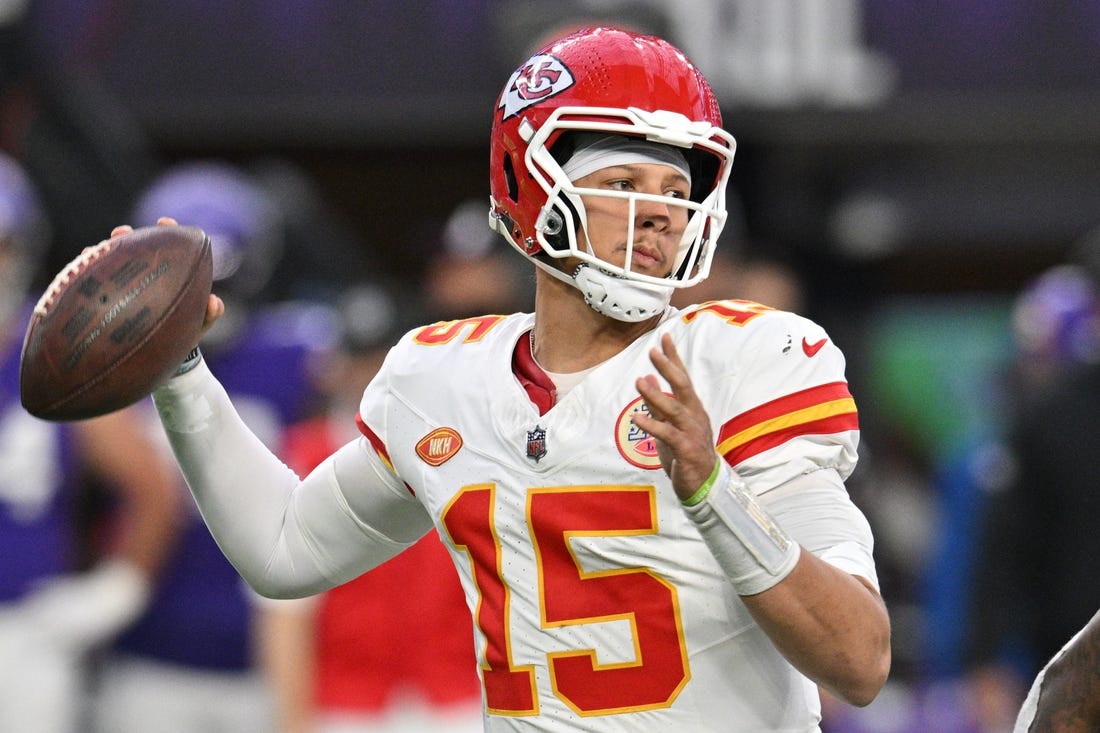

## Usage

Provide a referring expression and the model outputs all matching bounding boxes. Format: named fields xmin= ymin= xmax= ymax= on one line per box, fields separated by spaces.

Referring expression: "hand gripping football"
xmin=20 ymin=225 xmax=213 ymax=421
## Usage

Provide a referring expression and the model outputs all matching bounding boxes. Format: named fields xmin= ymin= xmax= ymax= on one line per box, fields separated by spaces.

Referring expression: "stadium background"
xmin=6 ymin=0 xmax=1100 ymax=727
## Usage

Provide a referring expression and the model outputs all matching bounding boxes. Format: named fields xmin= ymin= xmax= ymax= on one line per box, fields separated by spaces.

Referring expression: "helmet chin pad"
xmin=573 ymin=264 xmax=673 ymax=322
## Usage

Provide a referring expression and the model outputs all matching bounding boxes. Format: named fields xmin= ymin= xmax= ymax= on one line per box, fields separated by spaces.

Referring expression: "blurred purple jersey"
xmin=0 ymin=305 xmax=78 ymax=602
xmin=113 ymin=301 xmax=336 ymax=669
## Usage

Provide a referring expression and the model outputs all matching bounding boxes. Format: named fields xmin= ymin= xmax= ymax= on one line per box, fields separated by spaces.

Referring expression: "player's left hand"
xmin=633 ymin=333 xmax=719 ymax=501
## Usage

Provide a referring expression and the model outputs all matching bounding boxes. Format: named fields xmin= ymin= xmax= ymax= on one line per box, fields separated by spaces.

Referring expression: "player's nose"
xmin=635 ymin=196 xmax=674 ymax=230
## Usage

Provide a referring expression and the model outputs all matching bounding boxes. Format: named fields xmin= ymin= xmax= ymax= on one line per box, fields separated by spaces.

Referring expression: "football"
xmin=19 ymin=225 xmax=213 ymax=421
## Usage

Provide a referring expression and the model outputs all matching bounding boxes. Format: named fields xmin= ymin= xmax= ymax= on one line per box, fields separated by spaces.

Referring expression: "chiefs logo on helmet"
xmin=498 ymin=55 xmax=575 ymax=119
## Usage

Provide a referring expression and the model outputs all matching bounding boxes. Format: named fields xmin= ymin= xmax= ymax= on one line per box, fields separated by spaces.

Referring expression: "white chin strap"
xmin=573 ymin=264 xmax=673 ymax=322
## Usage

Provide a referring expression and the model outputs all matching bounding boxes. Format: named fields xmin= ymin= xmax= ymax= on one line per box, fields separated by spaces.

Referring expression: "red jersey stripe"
xmin=716 ymin=382 xmax=858 ymax=465
xmin=356 ymin=413 xmax=419 ymax=497
xmin=720 ymin=412 xmax=859 ymax=466
xmin=720 ymin=382 xmax=853 ymax=437
xmin=356 ymin=413 xmax=395 ymax=473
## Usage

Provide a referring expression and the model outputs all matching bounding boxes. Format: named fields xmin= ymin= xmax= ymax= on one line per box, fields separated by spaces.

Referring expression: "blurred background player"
xmin=0 ymin=151 xmax=182 ymax=733
xmin=1014 ymin=607 xmax=1100 ymax=733
xmin=275 ymin=281 xmax=482 ymax=733
xmin=90 ymin=159 xmax=342 ymax=733
xmin=421 ymin=197 xmax=534 ymax=319
xmin=963 ymin=240 xmax=1100 ymax=732
xmin=671 ymin=246 xmax=806 ymax=314
xmin=666 ymin=191 xmax=803 ymax=314
xmin=249 ymin=156 xmax=376 ymax=305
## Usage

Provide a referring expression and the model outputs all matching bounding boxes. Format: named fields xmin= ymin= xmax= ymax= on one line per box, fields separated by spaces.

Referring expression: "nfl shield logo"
xmin=526 ymin=425 xmax=547 ymax=462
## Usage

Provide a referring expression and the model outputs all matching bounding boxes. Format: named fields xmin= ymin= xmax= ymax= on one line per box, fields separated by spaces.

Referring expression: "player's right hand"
xmin=198 ymin=293 xmax=225 ymax=337
xmin=110 ymin=217 xmax=225 ymax=338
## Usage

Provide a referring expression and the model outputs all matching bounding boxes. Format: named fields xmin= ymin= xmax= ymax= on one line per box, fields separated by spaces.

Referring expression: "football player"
xmin=0 ymin=152 xmax=181 ymax=733
xmin=274 ymin=282 xmax=483 ymax=733
xmin=92 ymin=160 xmax=338 ymax=733
xmin=1014 ymin=608 xmax=1100 ymax=732
xmin=134 ymin=27 xmax=890 ymax=731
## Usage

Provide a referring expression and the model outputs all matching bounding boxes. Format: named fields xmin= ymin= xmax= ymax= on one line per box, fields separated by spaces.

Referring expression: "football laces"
xmin=34 ymin=240 xmax=114 ymax=317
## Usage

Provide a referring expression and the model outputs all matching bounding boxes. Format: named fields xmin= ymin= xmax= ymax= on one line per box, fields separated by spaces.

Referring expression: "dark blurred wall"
xmin=16 ymin=0 xmax=1100 ymax=295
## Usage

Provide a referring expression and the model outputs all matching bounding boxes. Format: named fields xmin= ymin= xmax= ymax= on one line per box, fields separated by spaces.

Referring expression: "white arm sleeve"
xmin=152 ymin=360 xmax=434 ymax=599
xmin=758 ymin=469 xmax=879 ymax=591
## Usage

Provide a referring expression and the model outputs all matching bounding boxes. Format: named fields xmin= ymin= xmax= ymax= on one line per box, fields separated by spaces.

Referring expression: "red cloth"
xmin=280 ymin=417 xmax=480 ymax=712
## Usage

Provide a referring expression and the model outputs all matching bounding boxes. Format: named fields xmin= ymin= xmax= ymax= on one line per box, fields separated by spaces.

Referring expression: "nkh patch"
xmin=415 ymin=427 xmax=463 ymax=466
xmin=498 ymin=54 xmax=575 ymax=119
xmin=526 ymin=425 xmax=548 ymax=462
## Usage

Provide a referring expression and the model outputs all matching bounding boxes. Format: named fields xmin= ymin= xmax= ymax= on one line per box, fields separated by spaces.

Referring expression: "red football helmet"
xmin=489 ymin=26 xmax=736 ymax=320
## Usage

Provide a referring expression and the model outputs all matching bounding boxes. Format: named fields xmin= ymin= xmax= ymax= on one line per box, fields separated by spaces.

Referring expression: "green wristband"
xmin=682 ymin=456 xmax=723 ymax=507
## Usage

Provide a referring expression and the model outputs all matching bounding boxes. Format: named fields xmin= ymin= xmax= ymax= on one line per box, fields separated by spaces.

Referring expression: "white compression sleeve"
xmin=760 ymin=469 xmax=879 ymax=591
xmin=152 ymin=360 xmax=433 ymax=599
xmin=681 ymin=460 xmax=878 ymax=597
xmin=682 ymin=460 xmax=801 ymax=596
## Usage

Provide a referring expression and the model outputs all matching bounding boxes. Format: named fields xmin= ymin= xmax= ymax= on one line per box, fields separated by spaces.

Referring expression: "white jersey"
xmin=357 ymin=301 xmax=873 ymax=733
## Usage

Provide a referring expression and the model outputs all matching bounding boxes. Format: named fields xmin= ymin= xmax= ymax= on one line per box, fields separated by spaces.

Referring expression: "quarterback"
xmin=138 ymin=26 xmax=890 ymax=732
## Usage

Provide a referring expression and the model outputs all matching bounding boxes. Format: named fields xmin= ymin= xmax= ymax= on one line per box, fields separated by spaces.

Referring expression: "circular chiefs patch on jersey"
xmin=615 ymin=396 xmax=662 ymax=469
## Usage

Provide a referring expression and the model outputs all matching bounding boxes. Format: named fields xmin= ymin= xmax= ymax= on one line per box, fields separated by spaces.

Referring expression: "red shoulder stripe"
xmin=357 ymin=412 xmax=397 ymax=473
xmin=356 ymin=414 xmax=418 ymax=497
xmin=716 ymin=382 xmax=858 ymax=465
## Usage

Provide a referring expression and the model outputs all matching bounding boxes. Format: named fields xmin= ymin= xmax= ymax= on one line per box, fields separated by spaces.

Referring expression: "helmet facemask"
xmin=488 ymin=27 xmax=737 ymax=321
xmin=504 ymin=106 xmax=735 ymax=321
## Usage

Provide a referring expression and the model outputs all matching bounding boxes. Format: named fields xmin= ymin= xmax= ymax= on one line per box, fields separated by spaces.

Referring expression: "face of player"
xmin=572 ymin=163 xmax=690 ymax=280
